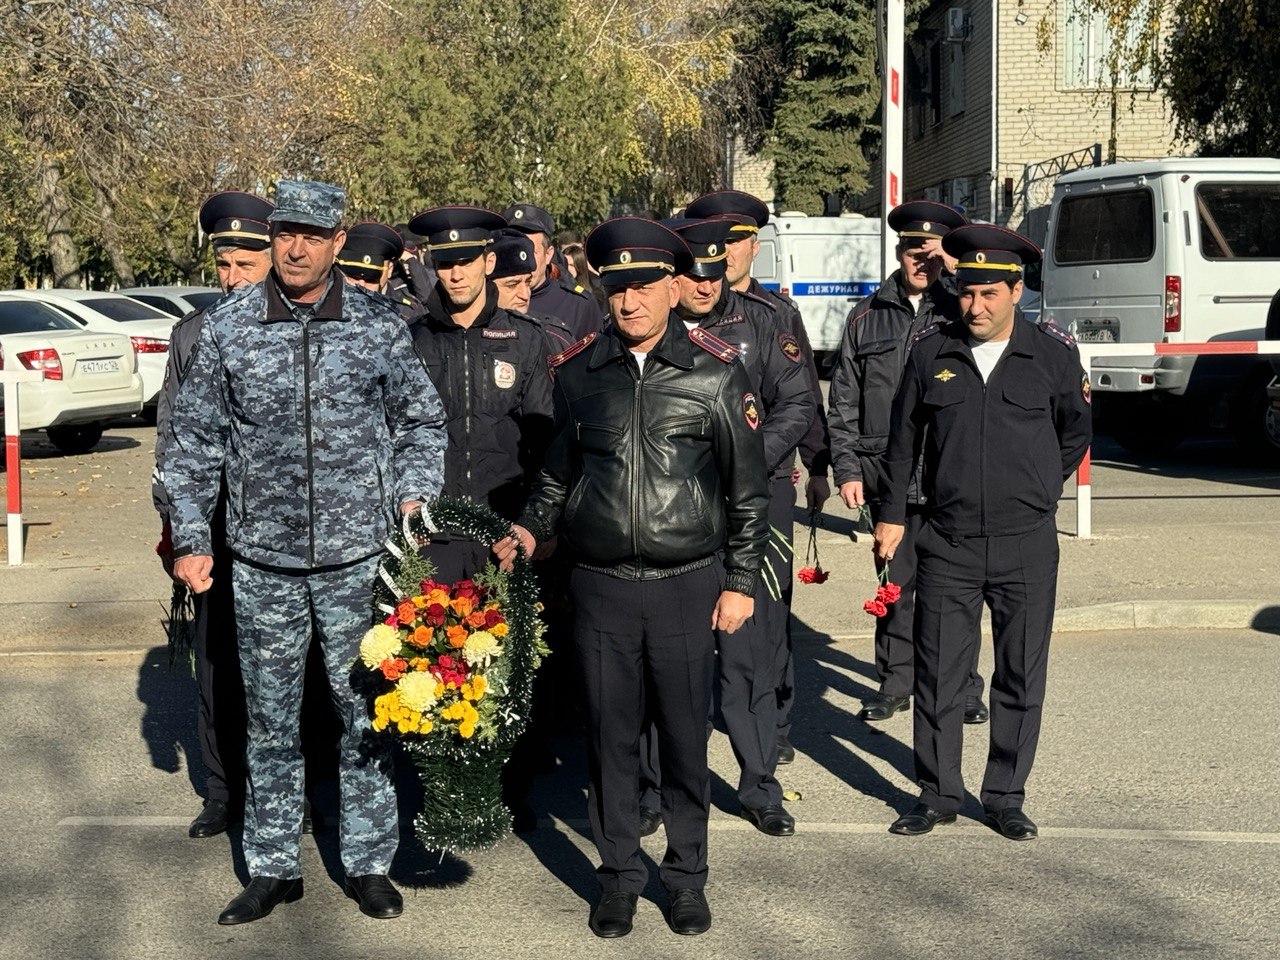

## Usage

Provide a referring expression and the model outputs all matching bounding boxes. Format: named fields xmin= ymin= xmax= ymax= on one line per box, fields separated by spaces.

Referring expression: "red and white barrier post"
xmin=2 ymin=370 xmax=44 ymax=565
xmin=1074 ymin=340 xmax=1280 ymax=538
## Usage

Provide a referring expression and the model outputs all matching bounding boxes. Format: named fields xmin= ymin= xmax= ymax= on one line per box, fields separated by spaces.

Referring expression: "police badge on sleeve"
xmin=493 ymin=359 xmax=517 ymax=389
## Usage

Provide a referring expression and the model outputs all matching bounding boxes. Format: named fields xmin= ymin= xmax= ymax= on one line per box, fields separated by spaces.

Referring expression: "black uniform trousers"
xmin=766 ymin=475 xmax=798 ymax=741
xmin=912 ymin=519 xmax=1058 ymax=814
xmin=193 ymin=541 xmax=245 ymax=805
xmin=869 ymin=503 xmax=984 ymax=701
xmin=574 ymin=563 xmax=720 ymax=894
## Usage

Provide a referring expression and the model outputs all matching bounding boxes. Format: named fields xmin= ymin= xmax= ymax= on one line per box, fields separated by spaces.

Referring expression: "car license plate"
xmin=80 ymin=359 xmax=121 ymax=374
xmin=1076 ymin=318 xmax=1119 ymax=343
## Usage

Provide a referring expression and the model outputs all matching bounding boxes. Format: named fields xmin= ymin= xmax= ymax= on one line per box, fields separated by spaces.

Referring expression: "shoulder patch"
xmin=777 ymin=332 xmax=803 ymax=363
xmin=740 ymin=289 xmax=777 ymax=311
xmin=912 ymin=320 xmax=944 ymax=344
xmin=688 ymin=325 xmax=739 ymax=363
xmin=1039 ymin=321 xmax=1077 ymax=347
xmin=549 ymin=332 xmax=598 ymax=368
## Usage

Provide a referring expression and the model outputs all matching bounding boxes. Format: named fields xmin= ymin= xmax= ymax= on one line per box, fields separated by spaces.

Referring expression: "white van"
xmin=752 ymin=215 xmax=882 ymax=356
xmin=1039 ymin=158 xmax=1280 ymax=457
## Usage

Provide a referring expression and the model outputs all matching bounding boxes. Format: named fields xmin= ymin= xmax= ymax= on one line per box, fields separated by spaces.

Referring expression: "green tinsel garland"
xmin=371 ymin=494 xmax=547 ymax=853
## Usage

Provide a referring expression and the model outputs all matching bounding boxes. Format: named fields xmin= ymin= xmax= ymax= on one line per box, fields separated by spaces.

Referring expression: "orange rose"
xmin=466 ymin=610 xmax=487 ymax=628
xmin=426 ymin=589 xmax=451 ymax=608
xmin=396 ymin=601 xmax=417 ymax=625
xmin=446 ymin=625 xmax=468 ymax=649
xmin=407 ymin=625 xmax=433 ymax=649
xmin=450 ymin=595 xmax=474 ymax=617
xmin=380 ymin=657 xmax=408 ymax=681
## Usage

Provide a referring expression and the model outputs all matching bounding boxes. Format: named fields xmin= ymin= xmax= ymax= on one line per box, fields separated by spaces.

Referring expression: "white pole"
xmin=881 ymin=0 xmax=905 ymax=279
xmin=2 ymin=370 xmax=44 ymax=565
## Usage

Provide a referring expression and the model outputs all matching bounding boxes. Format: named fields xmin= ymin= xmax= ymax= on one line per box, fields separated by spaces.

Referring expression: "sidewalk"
xmin=3 ymin=426 xmax=1279 ymax=650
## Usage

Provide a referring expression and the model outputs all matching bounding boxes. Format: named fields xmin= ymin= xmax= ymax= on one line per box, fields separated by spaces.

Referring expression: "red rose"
xmin=437 ymin=654 xmax=454 ymax=670
xmin=484 ymin=608 xmax=504 ymax=628
xmin=863 ymin=599 xmax=888 ymax=618
xmin=453 ymin=579 xmax=479 ymax=599
xmin=383 ymin=614 xmax=399 ymax=627
xmin=425 ymin=603 xmax=447 ymax=626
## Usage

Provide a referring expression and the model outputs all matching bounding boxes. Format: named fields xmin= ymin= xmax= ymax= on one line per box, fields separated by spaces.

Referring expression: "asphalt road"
xmin=2 ymin=628 xmax=1277 ymax=960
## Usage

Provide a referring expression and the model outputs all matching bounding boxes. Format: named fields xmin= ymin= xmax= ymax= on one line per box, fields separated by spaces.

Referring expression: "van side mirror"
xmin=1023 ymin=260 xmax=1043 ymax=293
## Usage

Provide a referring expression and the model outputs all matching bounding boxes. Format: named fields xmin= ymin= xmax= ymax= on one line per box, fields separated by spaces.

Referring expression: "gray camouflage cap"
xmin=268 ymin=179 xmax=346 ymax=229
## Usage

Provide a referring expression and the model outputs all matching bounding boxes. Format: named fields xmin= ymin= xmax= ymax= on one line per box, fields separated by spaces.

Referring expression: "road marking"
xmin=0 ymin=648 xmax=153 ymax=658
xmin=58 ymin=815 xmax=1280 ymax=845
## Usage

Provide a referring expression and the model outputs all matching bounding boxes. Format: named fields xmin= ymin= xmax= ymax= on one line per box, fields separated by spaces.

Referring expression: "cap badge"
xmin=449 ymin=229 xmax=459 ymax=242
xmin=362 ymin=255 xmax=372 ymax=264
xmin=230 ymin=219 xmax=241 ymax=230
xmin=923 ymin=221 xmax=932 ymax=232
xmin=519 ymin=251 xmax=528 ymax=261
xmin=934 ymin=368 xmax=957 ymax=382
xmin=514 ymin=209 xmax=524 ymax=219
xmin=975 ymin=252 xmax=987 ymax=263
xmin=619 ymin=251 xmax=632 ymax=264
xmin=708 ymin=244 xmax=718 ymax=256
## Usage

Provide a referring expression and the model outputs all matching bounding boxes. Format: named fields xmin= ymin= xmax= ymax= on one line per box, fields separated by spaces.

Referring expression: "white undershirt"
xmin=968 ymin=337 xmax=1010 ymax=382
xmin=631 ymin=350 xmax=649 ymax=374
xmin=907 ymin=293 xmax=923 ymax=314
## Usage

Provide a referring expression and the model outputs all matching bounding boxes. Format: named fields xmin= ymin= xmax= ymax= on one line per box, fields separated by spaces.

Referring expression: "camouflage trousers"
xmin=232 ymin=554 xmax=397 ymax=879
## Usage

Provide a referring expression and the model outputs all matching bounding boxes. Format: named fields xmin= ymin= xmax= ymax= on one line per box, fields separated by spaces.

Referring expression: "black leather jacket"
xmin=519 ymin=317 xmax=769 ymax=596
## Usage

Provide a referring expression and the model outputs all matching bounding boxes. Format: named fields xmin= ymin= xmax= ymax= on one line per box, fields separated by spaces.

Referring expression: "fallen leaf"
xmin=782 ymin=789 xmax=803 ymax=802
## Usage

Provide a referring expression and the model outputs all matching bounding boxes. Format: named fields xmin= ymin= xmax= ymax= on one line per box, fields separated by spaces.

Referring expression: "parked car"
xmin=5 ymin=289 xmax=176 ymax=412
xmin=0 ymin=296 xmax=144 ymax=453
xmin=752 ymin=214 xmax=882 ymax=358
xmin=1040 ymin=157 xmax=1280 ymax=458
xmin=117 ymin=285 xmax=223 ymax=319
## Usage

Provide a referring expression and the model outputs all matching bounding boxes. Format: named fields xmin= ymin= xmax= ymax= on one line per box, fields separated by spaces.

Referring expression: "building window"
xmin=944 ymin=41 xmax=965 ymax=116
xmin=929 ymin=42 xmax=942 ymax=125
xmin=1062 ymin=0 xmax=1154 ymax=89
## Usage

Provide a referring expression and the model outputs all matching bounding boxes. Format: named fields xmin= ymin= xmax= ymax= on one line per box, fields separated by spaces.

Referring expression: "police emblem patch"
xmin=493 ymin=359 xmax=517 ymax=389
xmin=778 ymin=333 xmax=802 ymax=363
xmin=934 ymin=368 xmax=957 ymax=382
xmin=742 ymin=392 xmax=760 ymax=431
xmin=1082 ymin=373 xmax=1092 ymax=405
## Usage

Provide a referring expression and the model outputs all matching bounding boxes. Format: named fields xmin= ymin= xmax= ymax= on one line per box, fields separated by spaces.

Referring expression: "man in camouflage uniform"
xmin=164 ymin=180 xmax=447 ymax=925
xmin=153 ymin=191 xmax=272 ymax=840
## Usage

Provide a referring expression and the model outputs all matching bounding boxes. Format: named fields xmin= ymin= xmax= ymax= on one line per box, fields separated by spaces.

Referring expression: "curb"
xmin=795 ymin=599 xmax=1280 ymax=643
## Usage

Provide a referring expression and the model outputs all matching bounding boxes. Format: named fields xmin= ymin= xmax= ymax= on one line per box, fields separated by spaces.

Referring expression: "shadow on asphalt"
xmin=1089 ymin=431 xmax=1280 ymax=491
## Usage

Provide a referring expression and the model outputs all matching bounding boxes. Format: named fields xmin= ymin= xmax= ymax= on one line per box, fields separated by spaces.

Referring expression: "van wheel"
xmin=1230 ymin=370 xmax=1280 ymax=463
xmin=47 ymin=423 xmax=105 ymax=455
xmin=1106 ymin=394 xmax=1187 ymax=456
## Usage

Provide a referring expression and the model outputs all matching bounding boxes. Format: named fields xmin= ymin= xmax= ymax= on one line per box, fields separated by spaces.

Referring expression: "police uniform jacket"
xmin=827 ymin=270 xmax=961 ymax=495
xmin=696 ymin=285 xmax=816 ymax=479
xmin=409 ymin=283 xmax=555 ymax=521
xmin=530 ymin=270 xmax=604 ymax=340
xmin=152 ymin=305 xmax=215 ymax=527
xmin=747 ymin=278 xmax=830 ymax=477
xmin=384 ymin=274 xmax=426 ymax=322
xmin=518 ymin=319 xmax=769 ymax=597
xmin=162 ymin=269 xmax=448 ymax=568
xmin=879 ymin=317 xmax=1092 ymax=538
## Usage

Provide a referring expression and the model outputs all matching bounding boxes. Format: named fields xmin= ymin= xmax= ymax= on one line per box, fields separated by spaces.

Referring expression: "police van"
xmin=752 ymin=214 xmax=882 ymax=358
xmin=1038 ymin=157 xmax=1280 ymax=458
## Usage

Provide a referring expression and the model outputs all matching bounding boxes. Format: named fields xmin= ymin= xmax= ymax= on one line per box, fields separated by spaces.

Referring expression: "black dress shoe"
xmin=217 ymin=877 xmax=303 ymax=925
xmin=888 ymin=802 xmax=957 ymax=836
xmin=639 ymin=806 xmax=662 ymax=837
xmin=189 ymin=799 xmax=229 ymax=838
xmin=589 ymin=891 xmax=638 ymax=938
xmin=301 ymin=799 xmax=317 ymax=835
xmin=344 ymin=874 xmax=403 ymax=919
xmin=987 ymin=807 xmax=1038 ymax=841
xmin=776 ymin=734 xmax=796 ymax=765
xmin=741 ymin=804 xmax=795 ymax=837
xmin=859 ymin=692 xmax=910 ymax=722
xmin=668 ymin=889 xmax=711 ymax=936
xmin=964 ymin=697 xmax=990 ymax=724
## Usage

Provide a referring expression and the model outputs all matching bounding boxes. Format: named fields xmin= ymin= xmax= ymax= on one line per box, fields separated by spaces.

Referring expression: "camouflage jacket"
xmin=162 ymin=269 xmax=448 ymax=569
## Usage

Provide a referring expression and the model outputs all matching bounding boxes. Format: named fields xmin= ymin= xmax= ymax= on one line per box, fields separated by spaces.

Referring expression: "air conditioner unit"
xmin=951 ymin=177 xmax=975 ymax=210
xmin=945 ymin=7 xmax=971 ymax=43
xmin=923 ymin=185 xmax=944 ymax=204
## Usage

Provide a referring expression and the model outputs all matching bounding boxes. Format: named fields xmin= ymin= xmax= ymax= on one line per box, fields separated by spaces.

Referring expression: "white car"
xmin=5 ymin=289 xmax=176 ymax=410
xmin=118 ymin=285 xmax=223 ymax=319
xmin=0 ymin=296 xmax=144 ymax=454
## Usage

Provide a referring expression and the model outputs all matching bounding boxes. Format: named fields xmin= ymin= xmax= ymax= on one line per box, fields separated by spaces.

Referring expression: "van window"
xmin=1053 ymin=188 xmax=1155 ymax=264
xmin=1197 ymin=183 xmax=1280 ymax=260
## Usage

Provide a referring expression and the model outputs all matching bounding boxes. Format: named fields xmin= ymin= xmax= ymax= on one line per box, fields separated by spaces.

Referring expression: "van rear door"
xmin=785 ymin=233 xmax=880 ymax=352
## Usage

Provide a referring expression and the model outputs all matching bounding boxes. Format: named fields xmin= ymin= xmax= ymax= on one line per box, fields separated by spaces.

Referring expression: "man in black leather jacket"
xmin=496 ymin=218 xmax=768 ymax=940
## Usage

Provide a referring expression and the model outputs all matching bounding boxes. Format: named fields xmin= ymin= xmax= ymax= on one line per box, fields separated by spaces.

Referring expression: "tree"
xmin=1161 ymin=0 xmax=1280 ymax=155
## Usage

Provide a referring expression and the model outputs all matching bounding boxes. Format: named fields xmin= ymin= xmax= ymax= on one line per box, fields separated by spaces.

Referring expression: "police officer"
xmin=502 ymin=203 xmax=604 ymax=339
xmin=684 ymin=190 xmax=829 ymax=764
xmin=489 ymin=228 xmax=578 ymax=355
xmin=404 ymin=206 xmax=556 ymax=582
xmin=635 ymin=215 xmax=813 ymax=837
xmin=873 ymin=225 xmax=1091 ymax=841
xmin=827 ymin=200 xmax=989 ymax=725
xmin=153 ymin=191 xmax=272 ymax=840
xmin=495 ymin=217 xmax=768 ymax=938
xmin=391 ymin=222 xmax=437 ymax=302
xmin=164 ymin=179 xmax=448 ymax=923
xmin=337 ymin=220 xmax=423 ymax=321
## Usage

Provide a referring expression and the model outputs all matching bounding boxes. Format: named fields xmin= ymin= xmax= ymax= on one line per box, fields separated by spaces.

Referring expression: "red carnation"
xmin=863 ymin=599 xmax=888 ymax=618
xmin=876 ymin=582 xmax=902 ymax=604
xmin=797 ymin=565 xmax=830 ymax=585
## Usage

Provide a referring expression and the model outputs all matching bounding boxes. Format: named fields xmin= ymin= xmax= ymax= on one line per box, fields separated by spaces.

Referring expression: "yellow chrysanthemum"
xmin=463 ymin=630 xmax=502 ymax=667
xmin=418 ymin=718 xmax=434 ymax=734
xmin=396 ymin=671 xmax=441 ymax=714
xmin=372 ymin=716 xmax=388 ymax=732
xmin=471 ymin=676 xmax=487 ymax=699
xmin=360 ymin=624 xmax=404 ymax=669
xmin=490 ymin=623 xmax=509 ymax=638
xmin=458 ymin=722 xmax=475 ymax=739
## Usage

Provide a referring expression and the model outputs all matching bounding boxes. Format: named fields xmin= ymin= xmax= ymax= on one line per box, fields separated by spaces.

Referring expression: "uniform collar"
xmin=938 ymin=313 xmax=1036 ymax=360
xmin=587 ymin=314 xmax=694 ymax=371
xmin=264 ymin=268 xmax=345 ymax=322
